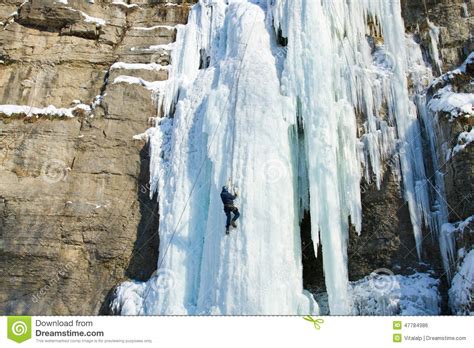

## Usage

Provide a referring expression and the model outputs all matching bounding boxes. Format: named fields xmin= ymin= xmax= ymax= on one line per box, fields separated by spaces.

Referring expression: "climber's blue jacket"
xmin=220 ymin=187 xmax=236 ymax=206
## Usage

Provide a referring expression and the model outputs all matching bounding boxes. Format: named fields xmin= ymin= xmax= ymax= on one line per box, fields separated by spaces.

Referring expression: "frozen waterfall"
xmin=112 ymin=0 xmax=450 ymax=315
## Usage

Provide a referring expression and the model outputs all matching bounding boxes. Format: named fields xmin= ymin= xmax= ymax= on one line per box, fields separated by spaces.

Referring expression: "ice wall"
xmin=112 ymin=0 xmax=452 ymax=315
xmin=113 ymin=0 xmax=318 ymax=315
xmin=270 ymin=0 xmax=439 ymax=314
xmin=271 ymin=0 xmax=368 ymax=315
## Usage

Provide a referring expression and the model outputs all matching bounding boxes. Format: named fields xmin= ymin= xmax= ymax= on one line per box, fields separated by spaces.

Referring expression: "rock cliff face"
xmin=400 ymin=0 xmax=473 ymax=224
xmin=0 ymin=0 xmax=472 ymax=315
xmin=401 ymin=0 xmax=473 ymax=72
xmin=0 ymin=0 xmax=195 ymax=315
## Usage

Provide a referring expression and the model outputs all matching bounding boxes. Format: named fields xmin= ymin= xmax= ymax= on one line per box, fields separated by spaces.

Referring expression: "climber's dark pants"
xmin=224 ymin=205 xmax=240 ymax=228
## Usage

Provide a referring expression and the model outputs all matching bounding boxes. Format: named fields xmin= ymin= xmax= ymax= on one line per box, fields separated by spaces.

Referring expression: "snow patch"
xmin=112 ymin=75 xmax=166 ymax=92
xmin=111 ymin=281 xmax=147 ymax=315
xmin=442 ymin=216 xmax=474 ymax=236
xmin=132 ymin=25 xmax=176 ymax=31
xmin=0 ymin=104 xmax=90 ymax=118
xmin=428 ymin=86 xmax=474 ymax=120
xmin=129 ymin=43 xmax=175 ymax=53
xmin=110 ymin=62 xmax=169 ymax=71
xmin=431 ymin=52 xmax=474 ymax=91
xmin=351 ymin=273 xmax=441 ymax=315
xmin=142 ymin=43 xmax=175 ymax=51
xmin=446 ymin=129 xmax=474 ymax=160
xmin=112 ymin=0 xmax=139 ymax=9
xmin=449 ymin=249 xmax=474 ymax=315
xmin=81 ymin=11 xmax=106 ymax=26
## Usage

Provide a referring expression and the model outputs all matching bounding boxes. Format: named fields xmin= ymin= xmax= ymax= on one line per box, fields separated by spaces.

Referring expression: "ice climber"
xmin=220 ymin=186 xmax=240 ymax=234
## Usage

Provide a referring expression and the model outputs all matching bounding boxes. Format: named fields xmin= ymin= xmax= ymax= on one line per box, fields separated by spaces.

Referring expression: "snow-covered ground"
xmin=443 ymin=216 xmax=474 ymax=315
xmin=351 ymin=273 xmax=441 ymax=315
xmin=429 ymin=52 xmax=474 ymax=121
xmin=300 ymin=272 xmax=441 ymax=316
xmin=428 ymin=86 xmax=474 ymax=120
xmin=111 ymin=0 xmax=472 ymax=315
xmin=449 ymin=249 xmax=474 ymax=315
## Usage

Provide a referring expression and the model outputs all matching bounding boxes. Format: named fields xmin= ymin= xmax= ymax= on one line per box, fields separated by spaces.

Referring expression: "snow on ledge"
xmin=0 ymin=104 xmax=91 ymax=118
xmin=442 ymin=215 xmax=474 ymax=236
xmin=112 ymin=75 xmax=166 ymax=91
xmin=132 ymin=25 xmax=176 ymax=31
xmin=112 ymin=0 xmax=139 ymax=10
xmin=17 ymin=2 xmax=105 ymax=27
xmin=446 ymin=129 xmax=474 ymax=161
xmin=80 ymin=11 xmax=106 ymax=26
xmin=61 ymin=7 xmax=106 ymax=27
xmin=129 ymin=43 xmax=175 ymax=53
xmin=145 ymin=43 xmax=175 ymax=51
xmin=132 ymin=133 xmax=147 ymax=141
xmin=110 ymin=62 xmax=170 ymax=71
xmin=428 ymin=52 xmax=474 ymax=122
xmin=428 ymin=86 xmax=474 ymax=120
xmin=431 ymin=52 xmax=474 ymax=89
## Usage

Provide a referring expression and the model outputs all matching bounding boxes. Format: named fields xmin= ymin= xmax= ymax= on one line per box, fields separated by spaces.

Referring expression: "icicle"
xmin=270 ymin=0 xmax=447 ymax=313
xmin=427 ymin=19 xmax=443 ymax=75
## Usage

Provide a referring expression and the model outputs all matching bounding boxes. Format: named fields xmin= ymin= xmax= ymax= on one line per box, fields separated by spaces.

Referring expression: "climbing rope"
xmin=227 ymin=56 xmax=243 ymax=191
xmin=227 ymin=6 xmax=259 ymax=191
